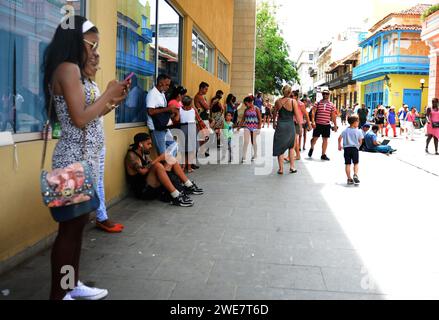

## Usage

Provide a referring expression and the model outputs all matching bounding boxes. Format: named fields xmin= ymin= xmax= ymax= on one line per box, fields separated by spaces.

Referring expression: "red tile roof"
xmin=381 ymin=24 xmax=423 ymax=32
xmin=397 ymin=4 xmax=432 ymax=15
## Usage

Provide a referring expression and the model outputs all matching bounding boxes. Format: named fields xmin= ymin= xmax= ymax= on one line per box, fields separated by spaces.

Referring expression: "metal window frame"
xmin=192 ymin=26 xmax=214 ymax=74
xmin=217 ymin=53 xmax=230 ymax=83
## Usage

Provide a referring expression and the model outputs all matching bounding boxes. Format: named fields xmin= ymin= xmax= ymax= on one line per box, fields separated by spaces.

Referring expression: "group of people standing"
xmin=272 ymin=86 xmax=333 ymax=174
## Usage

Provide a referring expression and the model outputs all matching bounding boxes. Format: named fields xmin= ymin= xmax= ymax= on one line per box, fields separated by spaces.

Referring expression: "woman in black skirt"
xmin=273 ymin=85 xmax=301 ymax=174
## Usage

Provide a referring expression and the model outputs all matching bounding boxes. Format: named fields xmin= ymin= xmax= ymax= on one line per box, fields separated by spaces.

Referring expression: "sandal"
xmin=277 ymin=170 xmax=283 ymax=175
xmin=96 ymin=221 xmax=123 ymax=233
xmin=290 ymin=168 xmax=298 ymax=174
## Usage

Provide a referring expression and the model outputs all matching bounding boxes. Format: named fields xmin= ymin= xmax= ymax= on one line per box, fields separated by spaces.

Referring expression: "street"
xmin=1 ymin=123 xmax=438 ymax=300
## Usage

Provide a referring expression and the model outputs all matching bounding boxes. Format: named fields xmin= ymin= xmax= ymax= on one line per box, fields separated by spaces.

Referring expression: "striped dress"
xmin=243 ymin=107 xmax=259 ymax=132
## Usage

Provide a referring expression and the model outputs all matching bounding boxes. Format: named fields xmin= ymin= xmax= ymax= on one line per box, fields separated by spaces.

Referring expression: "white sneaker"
xmin=62 ymin=293 xmax=75 ymax=300
xmin=69 ymin=281 xmax=108 ymax=300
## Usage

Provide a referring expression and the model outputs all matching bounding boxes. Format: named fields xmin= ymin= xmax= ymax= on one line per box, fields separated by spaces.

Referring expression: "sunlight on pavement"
xmin=303 ymin=137 xmax=439 ymax=299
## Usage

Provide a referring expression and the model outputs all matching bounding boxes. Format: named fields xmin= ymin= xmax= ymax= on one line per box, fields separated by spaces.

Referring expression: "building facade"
xmin=0 ymin=0 xmax=256 ymax=272
xmin=421 ymin=6 xmax=439 ymax=103
xmin=296 ymin=50 xmax=315 ymax=95
xmin=353 ymin=4 xmax=431 ymax=113
xmin=327 ymin=50 xmax=360 ymax=109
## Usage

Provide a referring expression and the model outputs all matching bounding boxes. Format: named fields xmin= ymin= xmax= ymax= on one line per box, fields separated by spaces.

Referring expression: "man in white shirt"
xmin=146 ymin=74 xmax=178 ymax=156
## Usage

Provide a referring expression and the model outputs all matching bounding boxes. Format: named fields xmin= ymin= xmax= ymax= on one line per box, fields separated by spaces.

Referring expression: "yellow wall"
xmin=358 ymin=74 xmax=429 ymax=112
xmin=0 ymin=141 xmax=58 ymax=262
xmin=0 ymin=0 xmax=236 ymax=264
xmin=174 ymin=0 xmax=233 ymax=100
xmin=388 ymin=74 xmax=429 ymax=113
xmin=173 ymin=0 xmax=234 ymax=62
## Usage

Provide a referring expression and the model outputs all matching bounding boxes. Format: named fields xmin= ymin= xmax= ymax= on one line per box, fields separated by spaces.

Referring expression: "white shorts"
xmin=399 ymin=120 xmax=406 ymax=129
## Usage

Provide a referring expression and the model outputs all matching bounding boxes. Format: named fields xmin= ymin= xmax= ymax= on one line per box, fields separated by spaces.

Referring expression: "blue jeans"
xmin=96 ymin=147 xmax=108 ymax=222
xmin=375 ymin=145 xmax=392 ymax=153
xmin=151 ymin=129 xmax=177 ymax=156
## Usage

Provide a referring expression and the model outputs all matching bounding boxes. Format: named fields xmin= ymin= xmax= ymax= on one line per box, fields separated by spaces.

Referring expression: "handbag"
xmin=151 ymin=108 xmax=171 ymax=131
xmin=40 ymin=89 xmax=99 ymax=223
xmin=432 ymin=122 xmax=439 ymax=128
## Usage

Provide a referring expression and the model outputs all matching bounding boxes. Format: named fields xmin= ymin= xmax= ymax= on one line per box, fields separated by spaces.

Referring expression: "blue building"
xmin=353 ymin=4 xmax=431 ymax=113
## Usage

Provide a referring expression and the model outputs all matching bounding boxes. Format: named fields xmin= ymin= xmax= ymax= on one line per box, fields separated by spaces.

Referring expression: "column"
xmin=230 ymin=0 xmax=256 ymax=100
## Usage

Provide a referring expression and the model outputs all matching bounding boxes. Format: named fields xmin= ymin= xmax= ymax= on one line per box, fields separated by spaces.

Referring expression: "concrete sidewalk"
xmin=1 ymin=126 xmax=438 ymax=300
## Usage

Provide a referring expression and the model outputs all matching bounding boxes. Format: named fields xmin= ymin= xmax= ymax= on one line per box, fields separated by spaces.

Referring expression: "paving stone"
xmin=320 ymin=267 xmax=383 ymax=295
xmin=222 ymin=228 xmax=268 ymax=245
xmin=150 ymin=257 xmax=214 ymax=283
xmin=235 ymin=286 xmax=297 ymax=300
xmin=169 ymin=282 xmax=236 ymax=300
xmin=190 ymin=242 xmax=245 ymax=261
xmin=207 ymin=260 xmax=268 ymax=287
xmin=146 ymin=238 xmax=199 ymax=259
xmin=88 ymin=252 xmax=163 ymax=280
xmin=307 ymin=232 xmax=355 ymax=250
xmin=242 ymin=244 xmax=295 ymax=265
xmin=177 ymin=224 xmax=225 ymax=243
xmin=93 ymin=276 xmax=177 ymax=300
xmin=264 ymin=264 xmax=326 ymax=291
xmin=291 ymin=248 xmax=364 ymax=269
xmin=266 ymin=231 xmax=314 ymax=248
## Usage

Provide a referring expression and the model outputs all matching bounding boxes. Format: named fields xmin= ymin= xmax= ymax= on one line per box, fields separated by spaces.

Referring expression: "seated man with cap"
xmin=125 ymin=133 xmax=203 ymax=207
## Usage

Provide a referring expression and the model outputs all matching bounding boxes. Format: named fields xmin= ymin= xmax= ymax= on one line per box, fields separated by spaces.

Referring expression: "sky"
xmin=267 ymin=0 xmax=438 ymax=62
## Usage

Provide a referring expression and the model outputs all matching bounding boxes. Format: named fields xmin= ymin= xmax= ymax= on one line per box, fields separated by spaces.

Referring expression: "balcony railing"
xmin=328 ymin=72 xmax=354 ymax=89
xmin=353 ymin=55 xmax=429 ymax=81
xmin=141 ymin=27 xmax=154 ymax=43
xmin=116 ymin=51 xmax=155 ymax=77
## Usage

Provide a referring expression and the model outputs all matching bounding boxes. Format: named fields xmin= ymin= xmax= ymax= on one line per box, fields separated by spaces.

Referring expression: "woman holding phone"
xmin=43 ymin=16 xmax=129 ymax=300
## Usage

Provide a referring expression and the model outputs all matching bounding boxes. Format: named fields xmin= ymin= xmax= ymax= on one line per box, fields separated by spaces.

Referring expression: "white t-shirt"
xmin=179 ymin=108 xmax=196 ymax=124
xmin=146 ymin=86 xmax=167 ymax=130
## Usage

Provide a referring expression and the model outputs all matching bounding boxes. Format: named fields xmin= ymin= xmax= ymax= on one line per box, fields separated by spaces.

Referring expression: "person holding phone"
xmin=43 ymin=16 xmax=129 ymax=300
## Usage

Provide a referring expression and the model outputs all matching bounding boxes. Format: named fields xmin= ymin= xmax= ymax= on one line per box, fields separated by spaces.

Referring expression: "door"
xmin=403 ymin=89 xmax=422 ymax=112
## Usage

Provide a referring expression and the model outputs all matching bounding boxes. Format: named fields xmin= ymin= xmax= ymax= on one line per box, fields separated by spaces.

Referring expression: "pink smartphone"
xmin=124 ymin=72 xmax=134 ymax=81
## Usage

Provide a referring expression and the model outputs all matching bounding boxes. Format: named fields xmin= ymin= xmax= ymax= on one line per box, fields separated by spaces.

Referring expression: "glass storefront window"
xmin=115 ymin=0 xmax=156 ymax=125
xmin=0 ymin=0 xmax=84 ymax=134
xmin=116 ymin=0 xmax=182 ymax=125
xmin=157 ymin=0 xmax=181 ymax=85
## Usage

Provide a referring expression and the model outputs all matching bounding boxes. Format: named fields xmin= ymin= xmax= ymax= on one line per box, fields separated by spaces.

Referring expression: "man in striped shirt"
xmin=308 ymin=89 xmax=338 ymax=161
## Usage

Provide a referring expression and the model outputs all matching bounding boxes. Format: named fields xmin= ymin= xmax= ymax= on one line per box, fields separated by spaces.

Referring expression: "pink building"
xmin=421 ymin=7 xmax=439 ymax=101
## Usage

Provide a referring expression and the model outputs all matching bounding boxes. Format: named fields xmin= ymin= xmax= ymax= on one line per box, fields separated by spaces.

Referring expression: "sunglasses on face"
xmin=83 ymin=39 xmax=99 ymax=51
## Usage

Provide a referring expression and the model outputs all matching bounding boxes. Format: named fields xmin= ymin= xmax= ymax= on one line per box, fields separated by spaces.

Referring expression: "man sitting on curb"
xmin=364 ymin=125 xmax=397 ymax=155
xmin=125 ymin=133 xmax=203 ymax=207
